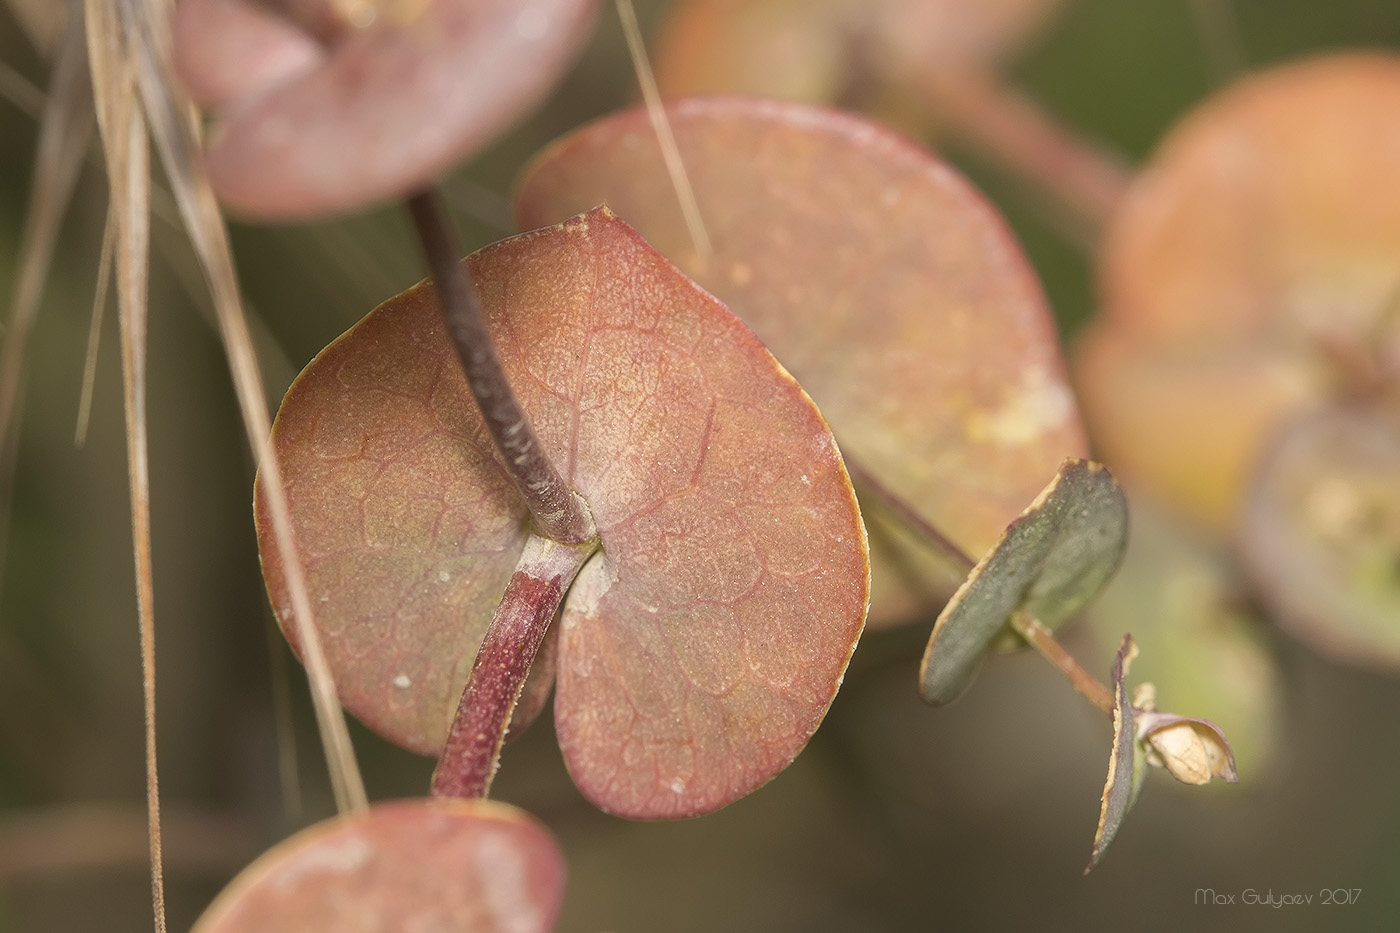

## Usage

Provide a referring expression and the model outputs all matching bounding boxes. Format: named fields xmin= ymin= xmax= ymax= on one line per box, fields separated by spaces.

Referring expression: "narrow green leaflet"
xmin=919 ymin=458 xmax=1127 ymax=705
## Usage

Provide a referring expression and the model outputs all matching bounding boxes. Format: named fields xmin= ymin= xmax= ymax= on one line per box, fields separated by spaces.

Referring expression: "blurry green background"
xmin=2 ymin=1 xmax=1399 ymax=930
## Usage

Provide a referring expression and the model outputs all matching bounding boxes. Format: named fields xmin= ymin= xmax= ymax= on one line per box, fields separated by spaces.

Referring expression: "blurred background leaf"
xmin=2 ymin=1 xmax=1400 ymax=930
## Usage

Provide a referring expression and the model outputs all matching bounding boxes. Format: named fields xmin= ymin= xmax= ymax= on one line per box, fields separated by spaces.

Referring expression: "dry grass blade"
xmin=115 ymin=0 xmax=368 ymax=815
xmin=0 ymin=57 xmax=47 ymax=116
xmin=75 ymin=206 xmax=115 ymax=446
xmin=0 ymin=11 xmax=92 ymax=580
xmin=3 ymin=0 xmax=69 ymax=56
xmin=82 ymin=1 xmax=165 ymax=929
xmin=615 ymin=0 xmax=711 ymax=261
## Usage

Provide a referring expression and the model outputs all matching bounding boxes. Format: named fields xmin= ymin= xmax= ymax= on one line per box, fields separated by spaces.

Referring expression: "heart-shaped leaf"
xmin=256 ymin=207 xmax=869 ymax=817
xmin=919 ymin=459 xmax=1127 ymax=705
xmin=173 ymin=0 xmax=600 ymax=219
xmin=515 ymin=97 xmax=1086 ymax=626
xmin=193 ymin=799 xmax=564 ymax=932
xmin=1238 ymin=404 xmax=1400 ymax=671
xmin=1078 ymin=52 xmax=1400 ymax=531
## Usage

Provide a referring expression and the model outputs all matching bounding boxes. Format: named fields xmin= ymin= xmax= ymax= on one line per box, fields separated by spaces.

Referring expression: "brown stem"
xmin=1010 ymin=610 xmax=1114 ymax=716
xmin=845 ymin=455 xmax=1114 ymax=717
xmin=841 ymin=454 xmax=976 ymax=574
xmin=921 ymin=67 xmax=1133 ymax=241
xmin=431 ymin=533 xmax=597 ymax=799
xmin=407 ymin=188 xmax=597 ymax=546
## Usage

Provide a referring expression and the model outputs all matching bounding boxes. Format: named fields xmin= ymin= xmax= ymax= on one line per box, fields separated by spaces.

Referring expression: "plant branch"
xmin=1010 ymin=610 xmax=1114 ymax=716
xmin=922 ymin=67 xmax=1133 ymax=242
xmin=841 ymin=454 xmax=976 ymax=574
xmin=407 ymin=189 xmax=597 ymax=546
xmin=842 ymin=454 xmax=1116 ymax=718
xmin=432 ymin=533 xmax=597 ymax=799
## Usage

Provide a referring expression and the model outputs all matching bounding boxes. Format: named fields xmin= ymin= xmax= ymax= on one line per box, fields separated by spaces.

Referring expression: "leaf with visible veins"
xmin=256 ymin=207 xmax=869 ymax=817
xmin=172 ymin=0 xmax=600 ymax=219
xmin=193 ymin=799 xmax=564 ymax=932
xmin=515 ymin=97 xmax=1086 ymax=626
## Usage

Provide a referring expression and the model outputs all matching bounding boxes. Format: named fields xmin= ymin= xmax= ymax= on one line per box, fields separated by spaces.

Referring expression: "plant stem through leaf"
xmin=432 ymin=533 xmax=597 ymax=799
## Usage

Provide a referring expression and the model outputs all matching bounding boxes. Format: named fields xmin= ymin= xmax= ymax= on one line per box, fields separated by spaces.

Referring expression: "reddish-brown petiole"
xmin=431 ymin=533 xmax=598 ymax=799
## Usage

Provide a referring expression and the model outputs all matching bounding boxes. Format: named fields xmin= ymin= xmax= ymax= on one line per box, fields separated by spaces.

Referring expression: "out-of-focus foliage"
xmin=3 ymin=1 xmax=1400 ymax=931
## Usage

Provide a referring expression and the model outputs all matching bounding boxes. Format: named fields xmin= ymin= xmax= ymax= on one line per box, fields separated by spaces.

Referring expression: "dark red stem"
xmin=406 ymin=188 xmax=596 ymax=546
xmin=431 ymin=534 xmax=597 ymax=799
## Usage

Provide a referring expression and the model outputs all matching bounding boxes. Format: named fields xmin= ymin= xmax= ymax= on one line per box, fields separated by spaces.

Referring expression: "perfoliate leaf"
xmin=257 ymin=208 xmax=869 ymax=817
xmin=516 ymin=97 xmax=1085 ymax=627
xmin=193 ymin=799 xmax=564 ymax=933
xmin=172 ymin=0 xmax=601 ymax=219
xmin=919 ymin=459 xmax=1127 ymax=705
xmin=1078 ymin=53 xmax=1400 ymax=532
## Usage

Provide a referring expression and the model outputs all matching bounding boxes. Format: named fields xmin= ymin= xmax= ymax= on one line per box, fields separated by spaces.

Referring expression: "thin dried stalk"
xmin=82 ymin=1 xmax=164 ymax=927
xmin=922 ymin=67 xmax=1133 ymax=242
xmin=113 ymin=0 xmax=368 ymax=816
xmin=0 ymin=13 xmax=92 ymax=589
xmin=0 ymin=57 xmax=47 ymax=116
xmin=75 ymin=206 xmax=116 ymax=446
xmin=615 ymin=0 xmax=711 ymax=262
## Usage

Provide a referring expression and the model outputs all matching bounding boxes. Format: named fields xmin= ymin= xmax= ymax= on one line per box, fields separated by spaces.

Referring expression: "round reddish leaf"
xmin=515 ymin=98 xmax=1086 ymax=626
xmin=1239 ymin=405 xmax=1400 ymax=671
xmin=175 ymin=0 xmax=600 ymax=220
xmin=173 ymin=0 xmax=323 ymax=110
xmin=256 ymin=208 xmax=869 ymax=816
xmin=194 ymin=799 xmax=564 ymax=933
xmin=1080 ymin=53 xmax=1400 ymax=530
xmin=1101 ymin=53 xmax=1400 ymax=344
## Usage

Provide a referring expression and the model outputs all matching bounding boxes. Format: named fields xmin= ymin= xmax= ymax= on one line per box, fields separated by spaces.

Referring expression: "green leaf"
xmin=918 ymin=458 xmax=1127 ymax=705
xmin=1085 ymin=635 xmax=1144 ymax=874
